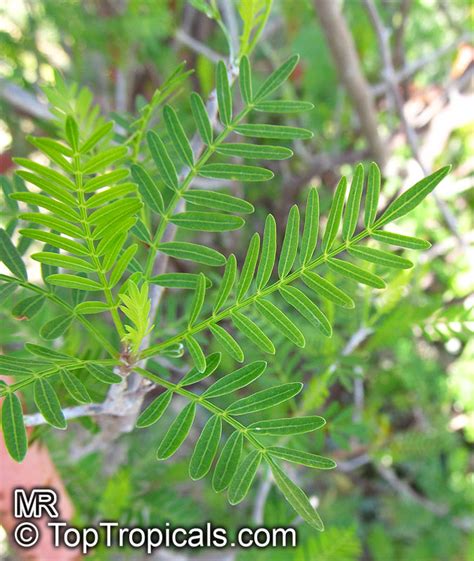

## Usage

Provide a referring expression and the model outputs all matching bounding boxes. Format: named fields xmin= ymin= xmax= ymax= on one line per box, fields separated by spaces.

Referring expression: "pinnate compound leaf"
xmin=327 ymin=258 xmax=386 ymax=289
xmin=200 ymin=164 xmax=273 ymax=182
xmin=171 ymin=212 xmax=244 ymax=232
xmin=256 ymin=299 xmax=306 ymax=347
xmin=376 ymin=166 xmax=451 ymax=227
xmin=249 ymin=416 xmax=326 ymax=436
xmin=131 ymin=164 xmax=164 ymax=214
xmin=302 ymin=271 xmax=355 ymax=309
xmin=232 ymin=312 xmax=275 ymax=355
xmin=157 ymin=402 xmax=196 ymax=460
xmin=213 ymin=431 xmax=243 ymax=492
xmin=227 ymin=382 xmax=302 ymax=416
xmin=2 ymin=392 xmax=27 ymax=462
xmin=147 ymin=131 xmax=178 ymax=191
xmin=228 ymin=450 xmax=262 ymax=505
xmin=280 ymin=286 xmax=332 ymax=337
xmin=322 ymin=176 xmax=347 ymax=253
xmin=158 ymin=242 xmax=225 ymax=267
xmin=60 ymin=370 xmax=91 ymax=404
xmin=269 ymin=459 xmax=324 ymax=531
xmin=237 ymin=233 xmax=260 ymax=301
xmin=254 ymin=55 xmax=299 ymax=101
xmin=34 ymin=378 xmax=67 ymax=429
xmin=343 ymin=163 xmax=364 ymax=241
xmin=348 ymin=246 xmax=413 ymax=269
xmin=278 ymin=205 xmax=300 ymax=279
xmin=189 ymin=415 xmax=222 ymax=480
xmin=209 ymin=324 xmax=244 ymax=363
xmin=268 ymin=446 xmax=336 ymax=469
xmin=235 ymin=124 xmax=313 ymax=140
xmin=216 ymin=60 xmax=232 ymax=125
xmin=40 ymin=314 xmax=73 ymax=340
xmin=364 ymin=162 xmax=381 ymax=228
xmin=204 ymin=361 xmax=266 ymax=398
xmin=300 ymin=188 xmax=319 ymax=265
xmin=0 ymin=229 xmax=27 ymax=280
xmin=190 ymin=92 xmax=213 ymax=145
xmin=136 ymin=390 xmax=172 ymax=428
xmin=216 ymin=144 xmax=292 ymax=160
xmin=184 ymin=190 xmax=254 ymax=214
xmin=163 ymin=105 xmax=194 ymax=167
xmin=372 ymin=230 xmax=431 ymax=250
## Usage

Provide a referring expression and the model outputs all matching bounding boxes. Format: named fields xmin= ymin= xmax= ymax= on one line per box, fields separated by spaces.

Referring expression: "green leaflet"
xmin=13 ymin=158 xmax=75 ymax=190
xmin=185 ymin=335 xmax=206 ymax=373
xmin=249 ymin=416 xmax=326 ymax=436
xmin=237 ymin=233 xmax=260 ymax=301
xmin=227 ymin=382 xmax=302 ymax=415
xmin=34 ymin=378 xmax=67 ymax=429
xmin=322 ymin=176 xmax=347 ymax=253
xmin=25 ymin=343 xmax=71 ymax=361
xmin=19 ymin=213 xmax=84 ymax=238
xmin=0 ymin=283 xmax=16 ymax=304
xmin=40 ymin=314 xmax=73 ymax=340
xmin=163 ymin=105 xmax=194 ymax=167
xmin=376 ymin=166 xmax=451 ymax=227
xmin=188 ymin=273 xmax=206 ymax=327
xmin=256 ymin=214 xmax=276 ymax=290
xmin=84 ymin=169 xmax=129 ymax=192
xmin=60 ymin=369 xmax=91 ymax=404
xmin=228 ymin=450 xmax=262 ymax=505
xmin=204 ymin=361 xmax=266 ymax=398
xmin=131 ymin=220 xmax=151 ymax=244
xmin=269 ymin=459 xmax=324 ymax=531
xmin=184 ymin=190 xmax=254 ymax=214
xmin=280 ymin=285 xmax=332 ymax=337
xmin=74 ymin=301 xmax=110 ymax=315
xmin=212 ymin=431 xmax=243 ymax=492
xmin=31 ymin=253 xmax=94 ymax=273
xmin=147 ymin=131 xmax=178 ymax=191
xmin=302 ymin=271 xmax=355 ymax=309
xmin=82 ymin=146 xmax=127 ymax=174
xmin=86 ymin=363 xmax=122 ymax=384
xmin=0 ymin=228 xmax=27 ymax=280
xmin=46 ymin=274 xmax=103 ymax=291
xmin=239 ymin=55 xmax=252 ymax=105
xmin=12 ymin=295 xmax=44 ymax=320
xmin=180 ymin=353 xmax=221 ymax=386
xmin=92 ymin=214 xmax=137 ymax=241
xmin=80 ymin=121 xmax=113 ymax=153
xmin=255 ymin=100 xmax=314 ymax=113
xmin=158 ymin=242 xmax=226 ymax=267
xmin=254 ymin=54 xmax=299 ymax=101
xmin=136 ymin=390 xmax=173 ymax=428
xmin=372 ymin=230 xmax=431 ymax=250
xmin=343 ymin=163 xmax=364 ymax=241
xmin=199 ymin=164 xmax=273 ymax=182
xmin=171 ymin=212 xmax=244 ymax=232
xmin=0 ymin=355 xmax=38 ymax=375
xmin=235 ymin=124 xmax=313 ymax=140
xmin=216 ymin=60 xmax=232 ymax=125
xmin=20 ymin=229 xmax=88 ymax=255
xmin=209 ymin=324 xmax=244 ymax=363
xmin=150 ymin=273 xmax=212 ymax=290
xmin=364 ymin=162 xmax=381 ymax=228
xmin=216 ymin=144 xmax=292 ymax=160
xmin=29 ymin=136 xmax=72 ymax=158
xmin=256 ymin=299 xmax=306 ymax=347
xmin=65 ymin=116 xmax=79 ymax=150
xmin=16 ymin=170 xmax=76 ymax=205
xmin=327 ymin=258 xmax=386 ymax=289
xmin=278 ymin=205 xmax=300 ymax=279
xmin=131 ymin=164 xmax=164 ymax=214
xmin=2 ymin=392 xmax=27 ymax=462
xmin=300 ymin=188 xmax=319 ymax=265
xmin=190 ymin=92 xmax=213 ymax=145
xmin=156 ymin=401 xmax=196 ymax=460
xmin=109 ymin=245 xmax=138 ymax=287
xmin=89 ymin=198 xmax=142 ymax=226
xmin=348 ymin=246 xmax=413 ymax=269
xmin=268 ymin=446 xmax=336 ymax=469
xmin=232 ymin=312 xmax=275 ymax=354
xmin=189 ymin=415 xmax=222 ymax=480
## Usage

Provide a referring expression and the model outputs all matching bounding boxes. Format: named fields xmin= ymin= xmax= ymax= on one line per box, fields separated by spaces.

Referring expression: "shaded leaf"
xmin=302 ymin=271 xmax=355 ymax=308
xmin=364 ymin=162 xmax=381 ymax=228
xmin=321 ymin=176 xmax=347 ymax=253
xmin=227 ymin=382 xmax=302 ymax=415
xmin=300 ymin=188 xmax=319 ymax=265
xmin=237 ymin=233 xmax=260 ymax=301
xmin=232 ymin=312 xmax=275 ymax=354
xmin=163 ymin=105 xmax=194 ymax=167
xmin=156 ymin=402 xmax=196 ymax=460
xmin=171 ymin=212 xmax=244 ymax=232
xmin=2 ymin=392 xmax=27 ymax=462
xmin=249 ymin=416 xmax=326 ymax=436
xmin=40 ymin=314 xmax=73 ymax=340
xmin=147 ymin=131 xmax=178 ymax=191
xmin=34 ymin=378 xmax=67 ymax=429
xmin=136 ymin=390 xmax=172 ymax=428
xmin=278 ymin=205 xmax=300 ymax=279
xmin=228 ymin=449 xmax=262 ymax=505
xmin=131 ymin=164 xmax=164 ymax=214
xmin=343 ymin=164 xmax=364 ymax=240
xmin=235 ymin=123 xmax=313 ymax=140
xmin=46 ymin=274 xmax=103 ymax=291
xmin=189 ymin=415 xmax=222 ymax=480
xmin=372 ymin=230 xmax=431 ymax=250
xmin=327 ymin=258 xmax=386 ymax=289
xmin=209 ymin=324 xmax=244 ymax=363
xmin=86 ymin=363 xmax=122 ymax=384
xmin=216 ymin=143 xmax=292 ymax=160
xmin=200 ymin=164 xmax=273 ymax=182
xmin=268 ymin=446 xmax=336 ymax=469
xmin=150 ymin=273 xmax=212 ymax=290
xmin=254 ymin=55 xmax=299 ymax=101
xmin=256 ymin=299 xmax=306 ymax=347
xmin=280 ymin=285 xmax=332 ymax=337
xmin=348 ymin=246 xmax=413 ymax=269
xmin=61 ymin=369 xmax=91 ymax=404
xmin=186 ymin=335 xmax=206 ymax=373
xmin=216 ymin=60 xmax=232 ymax=125
xmin=184 ymin=190 xmax=254 ymax=214
xmin=158 ymin=242 xmax=226 ymax=267
xmin=255 ymin=100 xmax=314 ymax=113
xmin=0 ymin=228 xmax=27 ymax=280
xmin=204 ymin=361 xmax=266 ymax=398
xmin=256 ymin=214 xmax=276 ymax=290
xmin=212 ymin=431 xmax=243 ymax=492
xmin=190 ymin=92 xmax=213 ymax=145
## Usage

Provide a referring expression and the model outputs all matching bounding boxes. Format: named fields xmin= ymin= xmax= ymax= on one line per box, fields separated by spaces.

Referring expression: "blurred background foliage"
xmin=0 ymin=1 xmax=473 ymax=560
